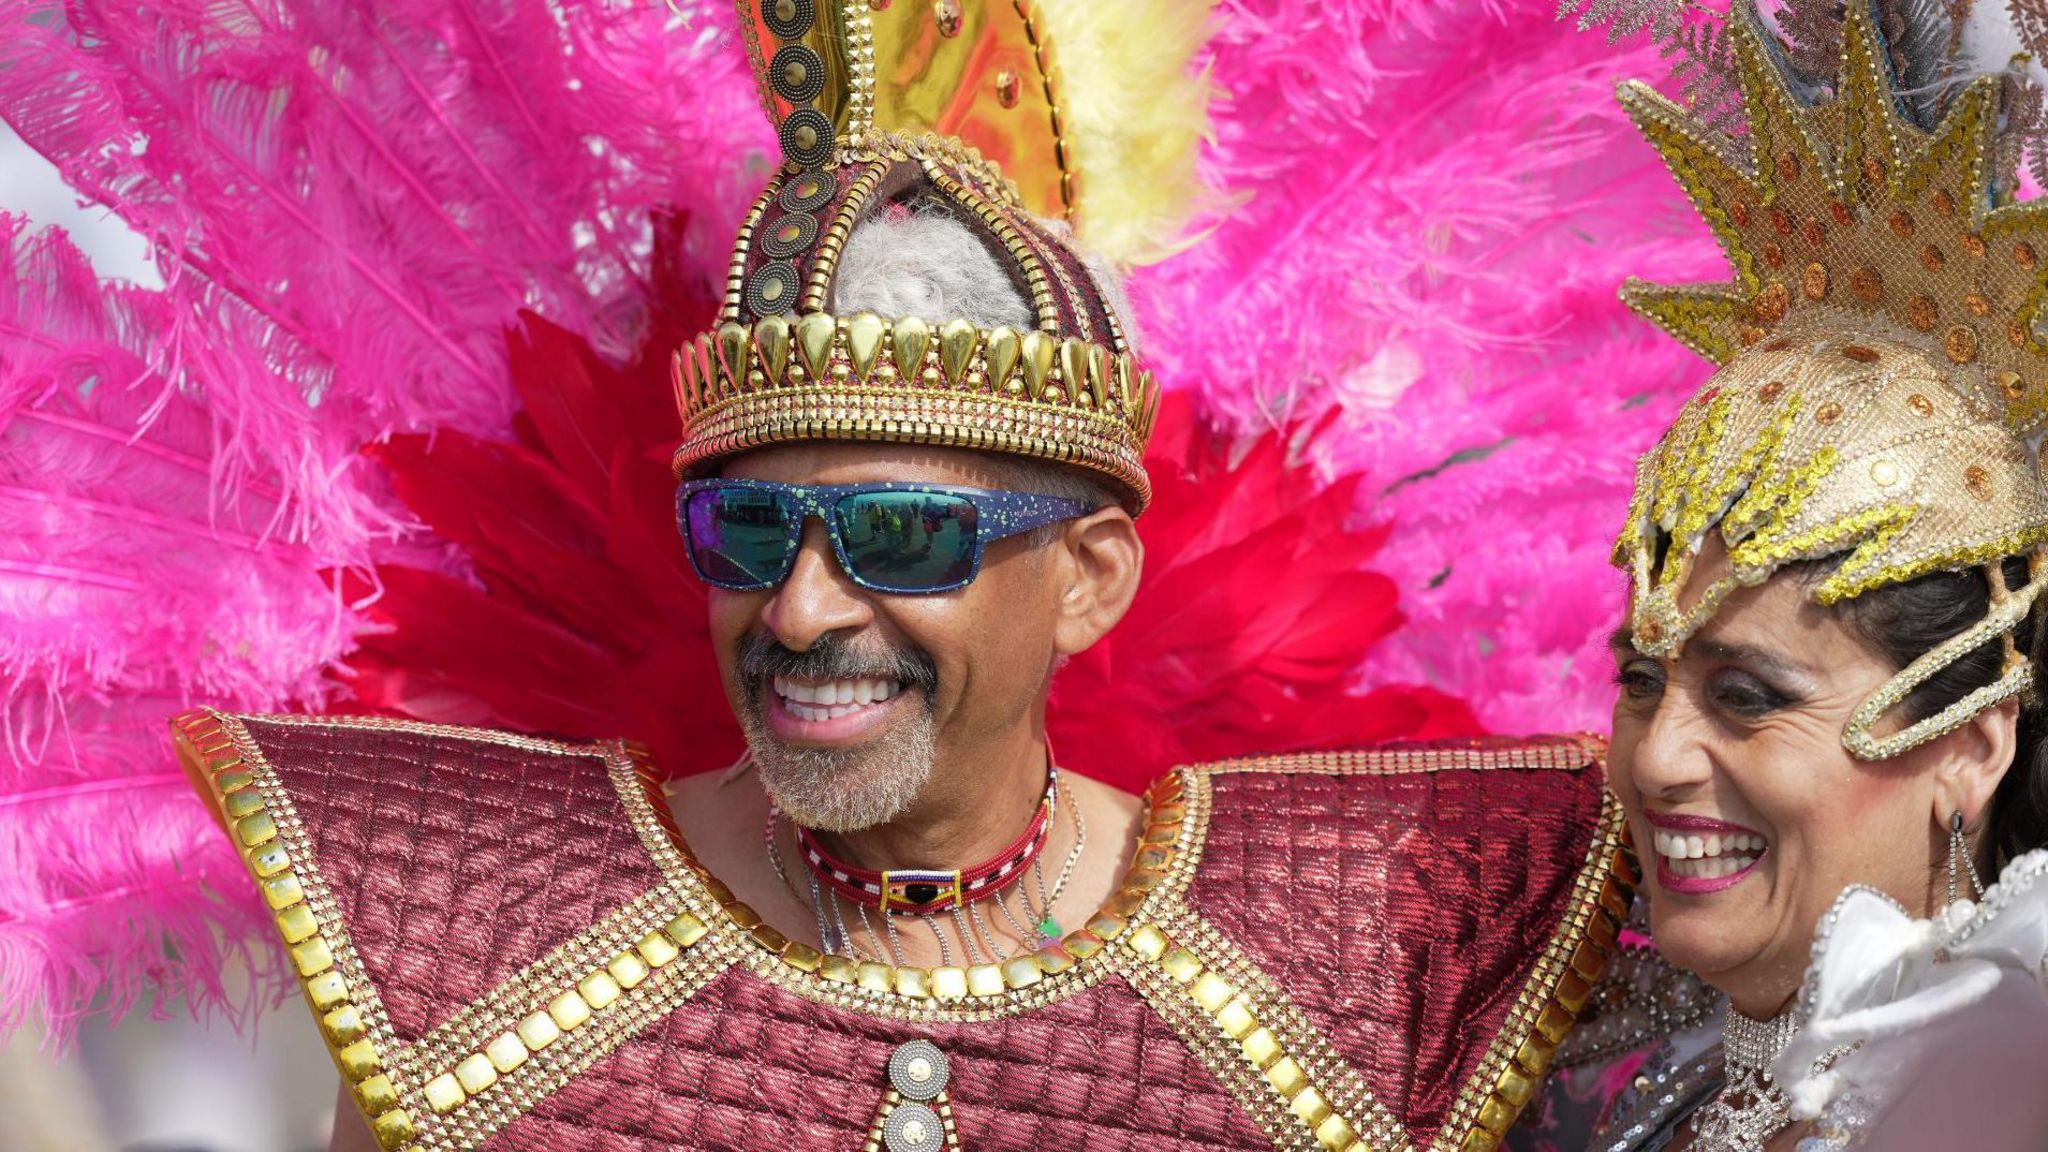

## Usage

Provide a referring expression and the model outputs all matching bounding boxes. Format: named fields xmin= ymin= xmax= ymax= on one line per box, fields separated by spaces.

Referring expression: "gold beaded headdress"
xmin=1616 ymin=0 xmax=2048 ymax=758
xmin=671 ymin=0 xmax=1213 ymax=512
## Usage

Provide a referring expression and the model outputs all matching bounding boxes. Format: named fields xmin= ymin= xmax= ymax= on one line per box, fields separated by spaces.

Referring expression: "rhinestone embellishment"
xmin=883 ymin=1101 xmax=944 ymax=1152
xmin=888 ymin=1039 xmax=949 ymax=1101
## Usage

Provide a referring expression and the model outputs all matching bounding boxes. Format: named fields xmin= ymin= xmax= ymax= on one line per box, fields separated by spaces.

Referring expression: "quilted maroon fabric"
xmin=232 ymin=716 xmax=1610 ymax=1148
xmin=499 ymin=968 xmax=1274 ymax=1150
xmin=241 ymin=717 xmax=662 ymax=1041
xmin=1187 ymin=763 xmax=1604 ymax=1148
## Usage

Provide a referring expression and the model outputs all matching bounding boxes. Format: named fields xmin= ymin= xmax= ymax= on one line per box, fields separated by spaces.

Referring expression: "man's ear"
xmin=1931 ymin=697 xmax=2019 ymax=831
xmin=1050 ymin=506 xmax=1143 ymax=657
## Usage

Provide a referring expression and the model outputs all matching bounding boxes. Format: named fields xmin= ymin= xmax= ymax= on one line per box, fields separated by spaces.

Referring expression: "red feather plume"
xmin=339 ymin=219 xmax=1477 ymax=790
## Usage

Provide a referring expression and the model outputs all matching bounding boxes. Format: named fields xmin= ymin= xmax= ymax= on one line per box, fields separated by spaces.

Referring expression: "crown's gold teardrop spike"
xmin=1618 ymin=0 xmax=2048 ymax=432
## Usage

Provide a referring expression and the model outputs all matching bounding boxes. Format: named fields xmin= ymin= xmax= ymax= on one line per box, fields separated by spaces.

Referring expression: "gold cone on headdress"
xmin=672 ymin=1 xmax=1212 ymax=512
xmin=1616 ymin=0 xmax=2048 ymax=757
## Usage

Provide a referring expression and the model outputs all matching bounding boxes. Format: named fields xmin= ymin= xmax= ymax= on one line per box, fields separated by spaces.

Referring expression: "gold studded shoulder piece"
xmin=170 ymin=709 xmax=741 ymax=1152
xmin=1616 ymin=1 xmax=2048 ymax=758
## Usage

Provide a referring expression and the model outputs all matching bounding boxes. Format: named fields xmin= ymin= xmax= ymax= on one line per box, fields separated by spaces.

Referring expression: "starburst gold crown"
xmin=1615 ymin=0 xmax=2048 ymax=758
xmin=1621 ymin=1 xmax=2048 ymax=426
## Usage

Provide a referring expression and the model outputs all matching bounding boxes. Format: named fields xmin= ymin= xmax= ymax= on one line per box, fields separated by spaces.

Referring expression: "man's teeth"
xmin=1653 ymin=827 xmax=1766 ymax=879
xmin=772 ymin=675 xmax=902 ymax=720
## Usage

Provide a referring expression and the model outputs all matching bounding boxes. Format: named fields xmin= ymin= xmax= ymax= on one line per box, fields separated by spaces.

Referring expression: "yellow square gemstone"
xmin=856 ymin=962 xmax=894 ymax=993
xmin=276 ymin=903 xmax=319 ymax=945
xmin=321 ymin=1005 xmax=366 ymax=1045
xmin=260 ymin=873 xmax=304 ymax=910
xmin=930 ymin=966 xmax=969 ymax=1001
xmin=1315 ymin=1112 xmax=1359 ymax=1149
xmin=965 ymin=964 xmax=1006 ymax=998
xmin=1190 ymin=972 xmax=1236 ymax=1013
xmin=547 ymin=989 xmax=592 ymax=1031
xmin=671 ymin=910 xmax=712 ymax=947
xmin=235 ymin=811 xmax=278 ymax=848
xmin=353 ymin=1074 xmax=398 ymax=1115
xmin=894 ymin=967 xmax=932 ymax=998
xmin=304 ymin=969 xmax=348 ymax=1011
xmin=1124 ymin=923 xmax=1169 ymax=961
xmin=485 ymin=1031 xmax=529 ymax=1073
xmin=454 ymin=1053 xmax=498 ymax=1095
xmin=577 ymin=971 xmax=622 ymax=1011
xmin=1266 ymin=1056 xmax=1307 ymax=1098
xmin=1290 ymin=1085 xmax=1333 ymax=1126
xmin=291 ymin=937 xmax=334 ymax=978
xmin=248 ymin=842 xmax=291 ymax=878
xmin=1240 ymin=1027 xmax=1282 ymax=1070
xmin=222 ymin=788 xmax=264 ymax=820
xmin=1001 ymin=956 xmax=1043 ymax=989
xmin=1215 ymin=998 xmax=1256 ymax=1040
xmin=607 ymin=952 xmax=649 ymax=990
xmin=636 ymin=931 xmax=680 ymax=968
xmin=422 ymin=1072 xmax=465 ymax=1114
xmin=369 ymin=1107 xmax=415 ymax=1150
xmin=517 ymin=1010 xmax=561 ymax=1051
xmin=1158 ymin=947 xmax=1203 ymax=984
xmin=336 ymin=1039 xmax=380 ymax=1080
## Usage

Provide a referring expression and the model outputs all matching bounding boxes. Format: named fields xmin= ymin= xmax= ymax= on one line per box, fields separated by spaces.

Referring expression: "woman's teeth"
xmin=773 ymin=675 xmax=902 ymax=721
xmin=1653 ymin=828 xmax=1766 ymax=879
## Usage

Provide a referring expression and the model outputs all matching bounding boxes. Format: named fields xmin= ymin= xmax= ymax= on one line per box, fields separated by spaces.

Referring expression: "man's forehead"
xmin=716 ymin=441 xmax=1019 ymax=488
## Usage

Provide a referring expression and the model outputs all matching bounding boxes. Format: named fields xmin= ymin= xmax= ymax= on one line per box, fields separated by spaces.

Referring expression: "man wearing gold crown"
xmin=167 ymin=4 xmax=1636 ymax=1150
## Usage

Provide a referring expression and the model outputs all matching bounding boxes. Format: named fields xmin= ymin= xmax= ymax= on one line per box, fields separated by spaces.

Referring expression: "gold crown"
xmin=1615 ymin=1 xmax=2048 ymax=758
xmin=671 ymin=309 xmax=1160 ymax=502
xmin=670 ymin=1 xmax=1210 ymax=513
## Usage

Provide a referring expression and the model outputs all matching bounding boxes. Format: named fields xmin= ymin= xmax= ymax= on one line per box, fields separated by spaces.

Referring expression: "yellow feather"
xmin=1031 ymin=0 xmax=1217 ymax=266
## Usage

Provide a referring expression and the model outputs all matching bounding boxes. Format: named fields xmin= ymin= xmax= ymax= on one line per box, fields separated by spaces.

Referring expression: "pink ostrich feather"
xmin=1134 ymin=1 xmax=1724 ymax=734
xmin=0 ymin=0 xmax=768 ymax=1040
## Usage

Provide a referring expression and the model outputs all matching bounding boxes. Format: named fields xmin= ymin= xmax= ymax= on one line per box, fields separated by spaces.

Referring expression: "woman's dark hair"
xmin=1803 ymin=554 xmax=2048 ymax=869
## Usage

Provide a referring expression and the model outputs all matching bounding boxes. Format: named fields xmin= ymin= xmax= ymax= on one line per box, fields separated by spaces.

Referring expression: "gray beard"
xmin=739 ymin=697 xmax=939 ymax=832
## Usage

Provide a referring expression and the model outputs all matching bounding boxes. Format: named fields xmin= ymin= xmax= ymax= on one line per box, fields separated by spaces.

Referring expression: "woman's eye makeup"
xmin=1707 ymin=668 xmax=1795 ymax=716
xmin=1614 ymin=658 xmax=1665 ymax=701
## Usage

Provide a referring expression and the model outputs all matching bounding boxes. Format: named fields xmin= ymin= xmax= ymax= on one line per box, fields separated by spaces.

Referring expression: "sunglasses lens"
xmin=684 ymin=488 xmax=794 ymax=588
xmin=834 ymin=492 xmax=979 ymax=591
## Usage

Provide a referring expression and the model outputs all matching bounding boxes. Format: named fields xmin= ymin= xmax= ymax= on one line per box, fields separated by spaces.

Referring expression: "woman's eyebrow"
xmin=1688 ymin=637 xmax=1817 ymax=681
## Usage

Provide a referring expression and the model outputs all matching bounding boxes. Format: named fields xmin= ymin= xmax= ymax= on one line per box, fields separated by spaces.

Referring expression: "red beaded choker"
xmin=795 ymin=763 xmax=1058 ymax=916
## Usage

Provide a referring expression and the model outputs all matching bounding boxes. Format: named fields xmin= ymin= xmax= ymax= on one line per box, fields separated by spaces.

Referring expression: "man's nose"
xmin=758 ymin=518 xmax=874 ymax=651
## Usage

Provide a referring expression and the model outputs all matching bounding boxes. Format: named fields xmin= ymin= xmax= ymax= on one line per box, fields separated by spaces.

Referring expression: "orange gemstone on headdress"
xmin=1966 ymin=293 xmax=1991 ymax=317
xmin=1932 ymin=189 xmax=1956 ymax=216
xmin=1966 ymin=465 xmax=1995 ymax=501
xmin=1729 ymin=201 xmax=1752 ymax=227
xmin=1758 ymin=380 xmax=1784 ymax=402
xmin=1803 ymin=218 xmax=1826 ymax=246
xmin=1764 ymin=243 xmax=1786 ymax=269
xmin=1890 ymin=211 xmax=1915 ymax=238
xmin=1945 ymin=326 xmax=1979 ymax=364
xmin=1830 ymin=201 xmax=1855 ymax=226
xmin=1777 ymin=153 xmax=1800 ymax=182
xmin=2000 ymin=371 xmax=2027 ymax=399
xmin=1920 ymin=244 xmax=1945 ymax=271
xmin=1962 ymin=234 xmax=1987 ymax=258
xmin=1906 ymin=295 xmax=1938 ymax=331
xmin=1841 ymin=346 xmax=1881 ymax=364
xmin=1753 ymin=282 xmax=1790 ymax=323
xmin=1802 ymin=263 xmax=1830 ymax=300
xmin=1816 ymin=401 xmax=1845 ymax=423
xmin=1850 ymin=266 xmax=1884 ymax=303
xmin=1771 ymin=209 xmax=1793 ymax=235
xmin=1907 ymin=394 xmax=1934 ymax=417
xmin=2018 ymin=242 xmax=2039 ymax=270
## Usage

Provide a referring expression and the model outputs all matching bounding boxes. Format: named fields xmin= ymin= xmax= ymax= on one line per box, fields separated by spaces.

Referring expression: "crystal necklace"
xmin=1688 ymin=1008 xmax=1801 ymax=1152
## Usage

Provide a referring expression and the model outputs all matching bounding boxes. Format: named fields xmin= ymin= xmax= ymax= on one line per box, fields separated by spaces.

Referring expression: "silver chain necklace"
xmin=1689 ymin=1009 xmax=1801 ymax=1152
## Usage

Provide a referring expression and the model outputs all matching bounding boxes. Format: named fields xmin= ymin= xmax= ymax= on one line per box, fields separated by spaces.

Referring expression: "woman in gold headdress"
xmin=1589 ymin=2 xmax=2048 ymax=1149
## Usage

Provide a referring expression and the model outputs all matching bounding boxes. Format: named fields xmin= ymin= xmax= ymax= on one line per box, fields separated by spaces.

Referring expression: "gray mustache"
xmin=735 ymin=631 xmax=939 ymax=696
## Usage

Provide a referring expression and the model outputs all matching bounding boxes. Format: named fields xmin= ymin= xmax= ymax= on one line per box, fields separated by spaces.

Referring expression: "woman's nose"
xmin=1622 ymin=691 xmax=1716 ymax=800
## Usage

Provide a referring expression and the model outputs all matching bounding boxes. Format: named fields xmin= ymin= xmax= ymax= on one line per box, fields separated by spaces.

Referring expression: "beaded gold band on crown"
xmin=670 ymin=310 xmax=1160 ymax=509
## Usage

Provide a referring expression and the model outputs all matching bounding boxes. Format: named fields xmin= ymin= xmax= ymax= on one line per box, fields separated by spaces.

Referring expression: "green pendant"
xmin=1036 ymin=916 xmax=1060 ymax=939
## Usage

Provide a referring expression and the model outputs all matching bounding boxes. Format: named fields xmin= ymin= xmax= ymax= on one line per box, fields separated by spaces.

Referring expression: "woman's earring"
xmin=1947 ymin=810 xmax=1986 ymax=906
